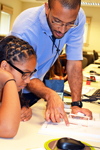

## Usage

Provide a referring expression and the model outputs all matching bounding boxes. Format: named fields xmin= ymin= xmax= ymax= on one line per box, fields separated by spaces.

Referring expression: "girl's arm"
xmin=0 ymin=69 xmax=21 ymax=138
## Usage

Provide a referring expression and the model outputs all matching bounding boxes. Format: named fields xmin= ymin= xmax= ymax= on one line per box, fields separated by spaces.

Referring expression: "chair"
xmin=83 ymin=53 xmax=94 ymax=65
xmin=82 ymin=57 xmax=88 ymax=69
xmin=93 ymin=50 xmax=98 ymax=60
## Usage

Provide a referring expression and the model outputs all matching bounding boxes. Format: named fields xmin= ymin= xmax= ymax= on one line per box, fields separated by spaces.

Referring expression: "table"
xmin=64 ymin=63 xmax=100 ymax=96
xmin=0 ymin=63 xmax=100 ymax=150
xmin=0 ymin=99 xmax=100 ymax=150
xmin=83 ymin=64 xmax=100 ymax=74
xmin=83 ymin=64 xmax=100 ymax=90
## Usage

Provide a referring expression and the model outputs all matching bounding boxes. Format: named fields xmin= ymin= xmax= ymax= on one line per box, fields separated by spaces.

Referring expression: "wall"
xmin=21 ymin=2 xmax=43 ymax=11
xmin=0 ymin=0 xmax=22 ymax=30
xmin=82 ymin=6 xmax=100 ymax=55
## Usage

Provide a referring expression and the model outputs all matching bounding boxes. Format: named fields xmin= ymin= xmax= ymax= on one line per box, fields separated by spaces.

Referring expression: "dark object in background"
xmin=0 ymin=36 xmax=5 ymax=41
xmin=83 ymin=52 xmax=94 ymax=65
xmin=82 ymin=57 xmax=88 ymax=69
xmin=90 ymin=76 xmax=96 ymax=82
xmin=93 ymin=50 xmax=98 ymax=60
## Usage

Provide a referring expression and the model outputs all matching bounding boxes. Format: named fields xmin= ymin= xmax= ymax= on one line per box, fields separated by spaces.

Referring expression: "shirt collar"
xmin=39 ymin=6 xmax=52 ymax=36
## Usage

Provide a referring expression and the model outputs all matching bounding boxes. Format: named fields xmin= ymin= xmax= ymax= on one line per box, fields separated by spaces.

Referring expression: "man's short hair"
xmin=48 ymin=0 xmax=81 ymax=9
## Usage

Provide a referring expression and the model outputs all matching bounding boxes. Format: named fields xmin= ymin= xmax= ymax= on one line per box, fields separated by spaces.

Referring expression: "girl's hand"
xmin=21 ymin=106 xmax=32 ymax=122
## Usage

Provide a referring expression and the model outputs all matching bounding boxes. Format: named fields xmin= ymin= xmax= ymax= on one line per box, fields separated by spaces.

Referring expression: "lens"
xmin=22 ymin=72 xmax=31 ymax=80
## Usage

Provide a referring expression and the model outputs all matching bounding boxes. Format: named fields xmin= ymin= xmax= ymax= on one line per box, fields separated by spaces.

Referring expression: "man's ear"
xmin=0 ymin=60 xmax=8 ymax=70
xmin=45 ymin=2 xmax=49 ymax=15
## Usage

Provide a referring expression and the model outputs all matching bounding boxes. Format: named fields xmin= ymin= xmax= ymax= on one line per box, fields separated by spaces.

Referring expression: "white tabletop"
xmin=1 ymin=63 xmax=100 ymax=150
xmin=0 ymin=99 xmax=100 ymax=150
xmin=83 ymin=64 xmax=100 ymax=74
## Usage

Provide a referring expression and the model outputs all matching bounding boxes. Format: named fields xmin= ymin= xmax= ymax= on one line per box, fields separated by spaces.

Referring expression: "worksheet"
xmin=38 ymin=113 xmax=100 ymax=142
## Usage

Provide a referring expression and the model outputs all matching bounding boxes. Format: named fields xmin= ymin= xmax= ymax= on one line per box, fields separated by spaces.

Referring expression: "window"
xmin=0 ymin=4 xmax=13 ymax=36
xmin=0 ymin=11 xmax=11 ymax=35
xmin=83 ymin=17 xmax=91 ymax=46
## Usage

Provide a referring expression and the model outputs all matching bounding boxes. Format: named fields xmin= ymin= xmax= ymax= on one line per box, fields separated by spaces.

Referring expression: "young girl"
xmin=0 ymin=36 xmax=37 ymax=138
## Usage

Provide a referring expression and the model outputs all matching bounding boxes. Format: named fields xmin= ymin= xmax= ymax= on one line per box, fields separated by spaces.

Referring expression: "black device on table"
xmin=57 ymin=137 xmax=85 ymax=150
xmin=89 ymin=70 xmax=100 ymax=76
xmin=91 ymin=89 xmax=100 ymax=99
xmin=56 ymin=137 xmax=100 ymax=150
xmin=64 ymin=89 xmax=100 ymax=103
xmin=80 ymin=89 xmax=100 ymax=104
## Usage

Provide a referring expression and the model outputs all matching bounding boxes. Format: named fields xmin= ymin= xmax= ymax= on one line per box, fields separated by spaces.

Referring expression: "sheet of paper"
xmin=38 ymin=113 xmax=100 ymax=142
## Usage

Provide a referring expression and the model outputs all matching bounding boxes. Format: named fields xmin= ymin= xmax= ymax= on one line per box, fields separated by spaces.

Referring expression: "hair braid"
xmin=6 ymin=37 xmax=36 ymax=64
xmin=0 ymin=35 xmax=36 ymax=64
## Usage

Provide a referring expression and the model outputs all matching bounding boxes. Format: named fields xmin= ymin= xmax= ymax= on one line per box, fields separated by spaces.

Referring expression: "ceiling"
xmin=21 ymin=0 xmax=47 ymax=2
xmin=20 ymin=0 xmax=100 ymax=3
xmin=20 ymin=0 xmax=100 ymax=7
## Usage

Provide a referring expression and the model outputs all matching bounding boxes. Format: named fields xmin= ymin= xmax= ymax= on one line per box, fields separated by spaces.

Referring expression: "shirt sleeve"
xmin=65 ymin=8 xmax=86 ymax=61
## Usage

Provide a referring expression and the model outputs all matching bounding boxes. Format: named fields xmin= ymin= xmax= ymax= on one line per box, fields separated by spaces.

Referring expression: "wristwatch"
xmin=71 ymin=101 xmax=83 ymax=108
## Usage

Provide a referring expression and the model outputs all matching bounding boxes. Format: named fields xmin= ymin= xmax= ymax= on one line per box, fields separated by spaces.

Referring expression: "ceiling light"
xmin=81 ymin=2 xmax=100 ymax=6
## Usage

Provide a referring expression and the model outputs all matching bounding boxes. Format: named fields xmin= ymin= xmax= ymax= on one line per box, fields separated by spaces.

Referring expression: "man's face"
xmin=45 ymin=1 xmax=80 ymax=39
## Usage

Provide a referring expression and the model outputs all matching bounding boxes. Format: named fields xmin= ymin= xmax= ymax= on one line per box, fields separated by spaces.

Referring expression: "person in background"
xmin=0 ymin=36 xmax=37 ymax=138
xmin=43 ymin=57 xmax=68 ymax=81
xmin=9 ymin=0 xmax=92 ymax=125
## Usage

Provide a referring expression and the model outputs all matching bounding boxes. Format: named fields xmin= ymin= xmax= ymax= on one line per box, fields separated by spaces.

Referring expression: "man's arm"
xmin=26 ymin=78 xmax=69 ymax=125
xmin=67 ymin=60 xmax=83 ymax=101
xmin=67 ymin=60 xmax=92 ymax=119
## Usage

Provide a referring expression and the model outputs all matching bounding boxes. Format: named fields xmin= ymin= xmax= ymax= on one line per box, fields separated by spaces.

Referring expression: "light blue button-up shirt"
xmin=10 ymin=4 xmax=86 ymax=93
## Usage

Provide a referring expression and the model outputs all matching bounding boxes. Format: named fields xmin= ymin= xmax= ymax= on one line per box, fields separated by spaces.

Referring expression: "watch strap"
xmin=71 ymin=101 xmax=83 ymax=108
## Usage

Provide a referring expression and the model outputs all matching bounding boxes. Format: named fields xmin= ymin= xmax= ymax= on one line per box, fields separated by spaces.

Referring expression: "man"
xmin=9 ymin=0 xmax=92 ymax=124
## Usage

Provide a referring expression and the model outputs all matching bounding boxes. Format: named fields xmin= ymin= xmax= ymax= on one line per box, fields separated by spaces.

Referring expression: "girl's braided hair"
xmin=0 ymin=35 xmax=37 ymax=108
xmin=0 ymin=35 xmax=36 ymax=64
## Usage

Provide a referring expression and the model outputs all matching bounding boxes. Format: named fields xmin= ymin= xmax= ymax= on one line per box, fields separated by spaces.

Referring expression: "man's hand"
xmin=26 ymin=78 xmax=69 ymax=125
xmin=45 ymin=92 xmax=69 ymax=125
xmin=71 ymin=106 xmax=92 ymax=120
xmin=67 ymin=60 xmax=93 ymax=120
xmin=21 ymin=106 xmax=32 ymax=122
